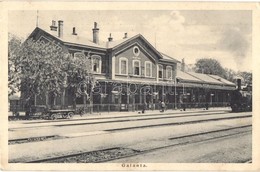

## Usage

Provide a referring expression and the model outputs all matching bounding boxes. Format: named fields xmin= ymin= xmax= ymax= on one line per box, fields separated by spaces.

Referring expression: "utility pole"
xmin=174 ymin=78 xmax=177 ymax=109
xmin=154 ymin=32 xmax=157 ymax=49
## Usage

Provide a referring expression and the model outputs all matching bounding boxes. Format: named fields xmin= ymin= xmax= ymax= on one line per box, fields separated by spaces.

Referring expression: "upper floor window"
xmin=145 ymin=61 xmax=152 ymax=77
xmin=158 ymin=65 xmax=163 ymax=79
xmin=91 ymin=55 xmax=101 ymax=73
xmin=133 ymin=46 xmax=140 ymax=56
xmin=166 ymin=66 xmax=172 ymax=80
xmin=74 ymin=52 xmax=85 ymax=59
xmin=133 ymin=60 xmax=140 ymax=76
xmin=119 ymin=57 xmax=128 ymax=75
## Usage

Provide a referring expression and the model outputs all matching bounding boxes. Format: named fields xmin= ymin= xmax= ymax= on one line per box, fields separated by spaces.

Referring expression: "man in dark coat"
xmin=142 ymin=102 xmax=147 ymax=113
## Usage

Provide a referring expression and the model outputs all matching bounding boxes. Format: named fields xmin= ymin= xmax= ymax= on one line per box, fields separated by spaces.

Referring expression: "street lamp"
xmin=210 ymin=93 xmax=214 ymax=105
xmin=174 ymin=78 xmax=179 ymax=110
xmin=182 ymin=83 xmax=185 ymax=96
xmin=126 ymin=75 xmax=130 ymax=108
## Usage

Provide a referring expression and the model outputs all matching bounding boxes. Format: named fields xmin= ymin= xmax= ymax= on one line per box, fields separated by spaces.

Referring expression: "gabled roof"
xmin=176 ymin=70 xmax=203 ymax=83
xmin=102 ymin=34 xmax=180 ymax=63
xmin=105 ymin=34 xmax=164 ymax=59
xmin=187 ymin=72 xmax=224 ymax=85
xmin=101 ymin=35 xmax=137 ymax=49
xmin=176 ymin=70 xmax=236 ymax=87
xmin=28 ymin=27 xmax=106 ymax=50
xmin=208 ymin=74 xmax=236 ymax=86
xmin=160 ymin=52 xmax=180 ymax=63
xmin=62 ymin=35 xmax=106 ymax=49
xmin=28 ymin=27 xmax=179 ymax=63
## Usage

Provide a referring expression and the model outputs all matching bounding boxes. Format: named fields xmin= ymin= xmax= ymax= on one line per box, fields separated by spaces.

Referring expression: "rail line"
xmin=104 ymin=115 xmax=251 ymax=132
xmin=23 ymin=125 xmax=251 ymax=163
xmin=22 ymin=109 xmax=230 ymax=124
xmin=10 ymin=111 xmax=250 ymax=130
xmin=9 ymin=114 xmax=251 ymax=145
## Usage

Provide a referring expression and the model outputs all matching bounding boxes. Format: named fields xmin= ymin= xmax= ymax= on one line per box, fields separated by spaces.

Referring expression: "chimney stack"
xmin=92 ymin=22 xmax=99 ymax=44
xmin=72 ymin=27 xmax=77 ymax=35
xmin=237 ymin=78 xmax=242 ymax=90
xmin=123 ymin=32 xmax=128 ymax=39
xmin=108 ymin=33 xmax=113 ymax=42
xmin=58 ymin=20 xmax=63 ymax=39
xmin=50 ymin=20 xmax=57 ymax=31
xmin=181 ymin=58 xmax=185 ymax=72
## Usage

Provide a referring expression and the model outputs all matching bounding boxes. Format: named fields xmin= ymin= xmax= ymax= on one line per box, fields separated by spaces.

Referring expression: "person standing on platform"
xmin=180 ymin=95 xmax=186 ymax=111
xmin=161 ymin=101 xmax=165 ymax=112
xmin=142 ymin=102 xmax=147 ymax=113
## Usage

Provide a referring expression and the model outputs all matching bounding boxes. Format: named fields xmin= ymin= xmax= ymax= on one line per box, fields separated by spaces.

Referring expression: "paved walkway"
xmin=73 ymin=107 xmax=231 ymax=120
xmin=9 ymin=107 xmax=232 ymax=123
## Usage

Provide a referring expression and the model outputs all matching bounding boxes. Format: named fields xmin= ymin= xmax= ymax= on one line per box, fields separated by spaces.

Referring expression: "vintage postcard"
xmin=0 ymin=1 xmax=260 ymax=171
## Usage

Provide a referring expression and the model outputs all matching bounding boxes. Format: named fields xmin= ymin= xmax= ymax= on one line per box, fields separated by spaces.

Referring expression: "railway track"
xmin=23 ymin=125 xmax=251 ymax=163
xmin=10 ymin=111 xmax=250 ymax=130
xmin=9 ymin=114 xmax=251 ymax=145
xmin=22 ymin=109 xmax=230 ymax=124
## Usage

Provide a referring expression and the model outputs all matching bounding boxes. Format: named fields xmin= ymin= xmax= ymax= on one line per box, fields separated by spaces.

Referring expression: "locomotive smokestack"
xmin=237 ymin=78 xmax=241 ymax=91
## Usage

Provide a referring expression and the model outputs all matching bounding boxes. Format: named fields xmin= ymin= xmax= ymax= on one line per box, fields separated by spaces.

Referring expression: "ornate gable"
xmin=111 ymin=34 xmax=163 ymax=62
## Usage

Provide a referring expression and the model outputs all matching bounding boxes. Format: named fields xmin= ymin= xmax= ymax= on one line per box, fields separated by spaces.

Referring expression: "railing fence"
xmin=9 ymin=102 xmax=230 ymax=115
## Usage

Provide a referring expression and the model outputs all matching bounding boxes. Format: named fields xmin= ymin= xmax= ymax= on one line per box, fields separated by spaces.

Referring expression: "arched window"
xmin=119 ymin=57 xmax=128 ymax=75
xmin=166 ymin=66 xmax=172 ymax=80
xmin=91 ymin=55 xmax=102 ymax=74
xmin=133 ymin=60 xmax=140 ymax=76
xmin=145 ymin=61 xmax=152 ymax=77
xmin=158 ymin=64 xmax=163 ymax=79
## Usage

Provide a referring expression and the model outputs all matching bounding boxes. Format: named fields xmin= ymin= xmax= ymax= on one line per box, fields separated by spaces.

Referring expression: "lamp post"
xmin=210 ymin=93 xmax=214 ymax=105
xmin=174 ymin=78 xmax=177 ymax=109
xmin=182 ymin=83 xmax=185 ymax=96
xmin=126 ymin=75 xmax=130 ymax=111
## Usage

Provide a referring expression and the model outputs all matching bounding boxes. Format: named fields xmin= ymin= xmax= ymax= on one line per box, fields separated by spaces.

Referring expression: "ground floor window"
xmin=135 ymin=94 xmax=140 ymax=104
xmin=42 ymin=83 xmax=233 ymax=111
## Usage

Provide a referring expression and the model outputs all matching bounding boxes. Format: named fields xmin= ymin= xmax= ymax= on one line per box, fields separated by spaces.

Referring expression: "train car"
xmin=230 ymin=79 xmax=252 ymax=112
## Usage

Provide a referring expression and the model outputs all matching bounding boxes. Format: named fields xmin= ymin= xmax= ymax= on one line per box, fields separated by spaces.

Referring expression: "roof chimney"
xmin=92 ymin=22 xmax=99 ymax=44
xmin=58 ymin=20 xmax=63 ymax=39
xmin=181 ymin=58 xmax=185 ymax=72
xmin=123 ymin=32 xmax=128 ymax=39
xmin=50 ymin=20 xmax=57 ymax=31
xmin=72 ymin=27 xmax=77 ymax=35
xmin=108 ymin=33 xmax=113 ymax=42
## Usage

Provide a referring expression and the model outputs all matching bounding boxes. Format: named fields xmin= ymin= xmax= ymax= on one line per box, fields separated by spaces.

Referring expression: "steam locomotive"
xmin=230 ymin=79 xmax=252 ymax=112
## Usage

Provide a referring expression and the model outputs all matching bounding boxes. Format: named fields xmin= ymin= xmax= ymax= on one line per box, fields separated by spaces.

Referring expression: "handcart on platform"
xmin=43 ymin=109 xmax=75 ymax=120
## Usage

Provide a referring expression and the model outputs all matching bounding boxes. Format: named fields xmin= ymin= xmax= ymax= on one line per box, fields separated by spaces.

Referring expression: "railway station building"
xmin=25 ymin=20 xmax=236 ymax=112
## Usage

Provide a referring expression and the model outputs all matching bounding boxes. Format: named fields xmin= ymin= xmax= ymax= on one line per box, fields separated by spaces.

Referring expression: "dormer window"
xmin=91 ymin=55 xmax=101 ymax=74
xmin=158 ymin=65 xmax=163 ymax=79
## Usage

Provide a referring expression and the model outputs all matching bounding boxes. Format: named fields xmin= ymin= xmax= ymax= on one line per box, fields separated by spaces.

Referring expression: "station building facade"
xmin=26 ymin=20 xmax=236 ymax=111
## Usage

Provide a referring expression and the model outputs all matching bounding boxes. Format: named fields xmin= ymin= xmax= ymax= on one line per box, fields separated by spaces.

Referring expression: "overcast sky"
xmin=8 ymin=10 xmax=252 ymax=72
